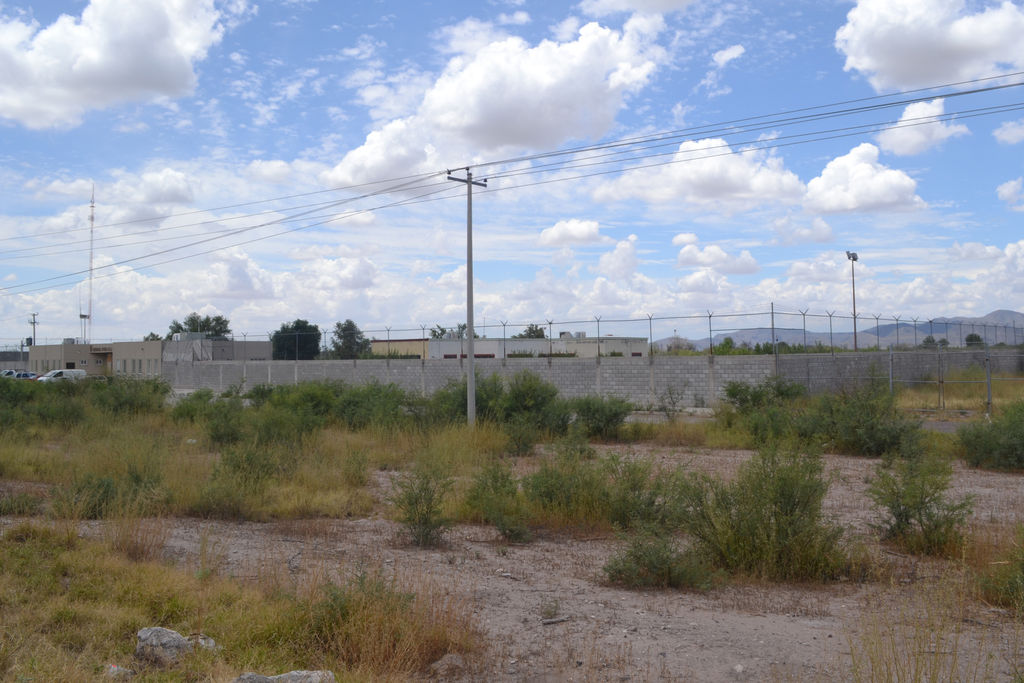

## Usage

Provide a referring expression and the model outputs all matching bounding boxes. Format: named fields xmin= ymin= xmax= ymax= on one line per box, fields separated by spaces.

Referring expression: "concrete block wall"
xmin=163 ymin=348 xmax=1023 ymax=408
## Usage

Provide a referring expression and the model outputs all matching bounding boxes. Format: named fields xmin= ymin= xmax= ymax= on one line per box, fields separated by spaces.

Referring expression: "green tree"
xmin=512 ymin=323 xmax=546 ymax=339
xmin=429 ymin=323 xmax=477 ymax=339
xmin=965 ymin=333 xmax=984 ymax=347
xmin=330 ymin=319 xmax=371 ymax=359
xmin=271 ymin=319 xmax=321 ymax=360
xmin=921 ymin=335 xmax=937 ymax=348
xmin=143 ymin=332 xmax=162 ymax=342
xmin=166 ymin=312 xmax=231 ymax=340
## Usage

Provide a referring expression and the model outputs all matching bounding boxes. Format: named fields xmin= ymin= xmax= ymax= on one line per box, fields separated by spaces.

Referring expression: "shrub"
xmin=465 ymin=460 xmax=530 ymax=542
xmin=978 ymin=524 xmax=1024 ymax=612
xmin=503 ymin=414 xmax=539 ymax=456
xmin=867 ymin=453 xmax=973 ymax=556
xmin=88 ymin=378 xmax=169 ymax=415
xmin=334 ymin=381 xmax=411 ymax=430
xmin=958 ymin=400 xmax=1024 ymax=470
xmin=502 ymin=370 xmax=570 ymax=434
xmin=0 ymin=492 xmax=44 ymax=516
xmin=171 ymin=388 xmax=214 ymax=422
xmin=390 ymin=462 xmax=453 ymax=547
xmin=206 ymin=397 xmax=246 ymax=446
xmin=570 ymin=396 xmax=632 ymax=440
xmin=522 ymin=452 xmax=609 ymax=525
xmin=604 ymin=456 xmax=665 ymax=529
xmin=671 ymin=448 xmax=847 ymax=581
xmin=603 ymin=530 xmax=717 ymax=590
xmin=723 ymin=376 xmax=805 ymax=414
xmin=811 ymin=381 xmax=922 ymax=457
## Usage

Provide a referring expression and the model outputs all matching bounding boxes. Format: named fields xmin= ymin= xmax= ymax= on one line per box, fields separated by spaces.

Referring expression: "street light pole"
xmin=846 ymin=251 xmax=858 ymax=351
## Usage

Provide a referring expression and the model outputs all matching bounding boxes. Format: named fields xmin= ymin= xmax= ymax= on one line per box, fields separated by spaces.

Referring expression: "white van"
xmin=36 ymin=368 xmax=88 ymax=382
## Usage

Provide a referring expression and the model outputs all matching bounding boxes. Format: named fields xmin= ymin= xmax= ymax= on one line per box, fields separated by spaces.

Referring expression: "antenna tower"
xmin=87 ymin=185 xmax=94 ymax=342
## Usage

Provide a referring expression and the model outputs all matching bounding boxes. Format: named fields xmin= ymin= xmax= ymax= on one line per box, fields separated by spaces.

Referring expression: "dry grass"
xmin=0 ymin=520 xmax=480 ymax=681
xmin=896 ymin=369 xmax=1024 ymax=413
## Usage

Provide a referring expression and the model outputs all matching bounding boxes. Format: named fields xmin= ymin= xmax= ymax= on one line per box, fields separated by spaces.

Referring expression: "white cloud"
xmin=836 ymin=0 xmax=1024 ymax=91
xmin=876 ymin=99 xmax=968 ymax=155
xmin=551 ymin=16 xmax=582 ymax=41
xmin=772 ymin=215 xmax=833 ymax=244
xmin=579 ymin=0 xmax=696 ymax=17
xmin=997 ymin=177 xmax=1024 ymax=211
xmin=539 ymin=218 xmax=604 ymax=246
xmin=804 ymin=143 xmax=925 ymax=213
xmin=322 ymin=18 xmax=666 ymax=186
xmin=245 ymin=160 xmax=292 ymax=184
xmin=698 ymin=43 xmax=745 ymax=96
xmin=712 ymin=43 xmax=744 ymax=69
xmin=671 ymin=232 xmax=698 ymax=246
xmin=597 ymin=234 xmax=638 ymax=279
xmin=676 ymin=243 xmax=758 ymax=274
xmin=0 ymin=0 xmax=242 ymax=129
xmin=949 ymin=241 xmax=1004 ymax=260
xmin=595 ymin=138 xmax=804 ymax=210
xmin=498 ymin=11 xmax=531 ymax=26
xmin=994 ymin=119 xmax=1024 ymax=144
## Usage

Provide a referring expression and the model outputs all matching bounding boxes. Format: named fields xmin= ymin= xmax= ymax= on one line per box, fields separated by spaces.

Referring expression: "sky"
xmin=1 ymin=0 xmax=1023 ymax=346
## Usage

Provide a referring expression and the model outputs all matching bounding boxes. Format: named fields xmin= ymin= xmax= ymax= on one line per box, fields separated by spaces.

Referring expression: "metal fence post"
xmin=888 ymin=345 xmax=894 ymax=396
xmin=984 ymin=344 xmax=993 ymax=417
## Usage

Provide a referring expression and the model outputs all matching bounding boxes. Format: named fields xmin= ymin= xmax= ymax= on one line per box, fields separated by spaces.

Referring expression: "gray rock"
xmin=430 ymin=653 xmax=465 ymax=678
xmin=232 ymin=672 xmax=337 ymax=683
xmin=134 ymin=627 xmax=217 ymax=667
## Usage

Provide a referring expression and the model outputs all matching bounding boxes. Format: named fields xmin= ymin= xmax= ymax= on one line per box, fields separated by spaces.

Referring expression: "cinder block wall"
xmin=163 ymin=349 xmax=1020 ymax=408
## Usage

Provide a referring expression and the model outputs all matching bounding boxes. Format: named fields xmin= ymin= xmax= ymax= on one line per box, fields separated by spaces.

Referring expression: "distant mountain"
xmin=654 ymin=310 xmax=1022 ymax=350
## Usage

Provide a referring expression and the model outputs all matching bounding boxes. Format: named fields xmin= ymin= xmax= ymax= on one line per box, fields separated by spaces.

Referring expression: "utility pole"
xmin=447 ymin=168 xmax=487 ymax=426
xmin=846 ymin=251 xmax=858 ymax=351
xmin=29 ymin=312 xmax=38 ymax=347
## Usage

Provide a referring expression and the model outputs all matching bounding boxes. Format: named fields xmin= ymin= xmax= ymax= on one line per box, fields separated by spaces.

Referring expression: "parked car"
xmin=36 ymin=368 xmax=87 ymax=382
xmin=0 ymin=369 xmax=16 ymax=378
xmin=13 ymin=371 xmax=38 ymax=380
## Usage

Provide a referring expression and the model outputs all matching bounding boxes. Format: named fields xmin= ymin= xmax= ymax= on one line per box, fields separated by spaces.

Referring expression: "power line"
xmin=2 ymin=71 xmax=1022 ymax=298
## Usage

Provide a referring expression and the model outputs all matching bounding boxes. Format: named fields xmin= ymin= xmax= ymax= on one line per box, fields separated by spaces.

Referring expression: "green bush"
xmin=171 ymin=388 xmax=215 ymax=422
xmin=671 ymin=448 xmax=847 ymax=581
xmin=87 ymin=378 xmax=169 ymax=415
xmin=220 ymin=444 xmax=282 ymax=488
xmin=334 ymin=381 xmax=411 ymax=430
xmin=206 ymin=397 xmax=246 ymax=446
xmin=958 ymin=401 xmax=1024 ymax=470
xmin=502 ymin=370 xmax=570 ymax=434
xmin=978 ymin=525 xmax=1024 ymax=612
xmin=390 ymin=462 xmax=453 ymax=547
xmin=811 ymin=381 xmax=922 ymax=457
xmin=867 ymin=453 xmax=973 ymax=556
xmin=603 ymin=530 xmax=717 ymax=590
xmin=604 ymin=456 xmax=665 ymax=529
xmin=503 ymin=414 xmax=539 ymax=456
xmin=723 ymin=377 xmax=805 ymax=414
xmin=465 ymin=460 xmax=530 ymax=542
xmin=522 ymin=452 xmax=609 ymax=522
xmin=570 ymin=396 xmax=632 ymax=440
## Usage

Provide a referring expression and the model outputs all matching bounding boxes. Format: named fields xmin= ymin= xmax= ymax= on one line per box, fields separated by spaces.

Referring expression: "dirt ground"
xmin=4 ymin=444 xmax=1024 ymax=682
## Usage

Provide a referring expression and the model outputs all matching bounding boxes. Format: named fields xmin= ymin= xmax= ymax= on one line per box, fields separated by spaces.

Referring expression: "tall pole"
xmin=846 ymin=251 xmax=858 ymax=351
xmin=447 ymin=168 xmax=487 ymax=426
xmin=87 ymin=185 xmax=94 ymax=342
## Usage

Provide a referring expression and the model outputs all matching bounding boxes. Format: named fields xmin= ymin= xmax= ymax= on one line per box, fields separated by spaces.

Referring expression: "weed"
xmin=539 ymin=598 xmax=560 ymax=620
xmin=671 ymin=447 xmax=847 ymax=581
xmin=205 ymin=396 xmax=246 ymax=446
xmin=0 ymin=491 xmax=44 ymax=516
xmin=464 ymin=460 xmax=530 ymax=542
xmin=958 ymin=400 xmax=1024 ymax=470
xmin=171 ymin=388 xmax=215 ymax=422
xmin=390 ymin=462 xmax=453 ymax=547
xmin=504 ymin=413 xmax=539 ymax=456
xmin=868 ymin=453 xmax=973 ymax=556
xmin=603 ymin=529 xmax=717 ymax=590
xmin=976 ymin=524 xmax=1024 ymax=612
xmin=340 ymin=450 xmax=370 ymax=488
xmin=571 ymin=395 xmax=633 ymax=440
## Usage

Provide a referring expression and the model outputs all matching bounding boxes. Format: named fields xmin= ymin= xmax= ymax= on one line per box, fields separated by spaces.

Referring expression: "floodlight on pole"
xmin=846 ymin=251 xmax=858 ymax=351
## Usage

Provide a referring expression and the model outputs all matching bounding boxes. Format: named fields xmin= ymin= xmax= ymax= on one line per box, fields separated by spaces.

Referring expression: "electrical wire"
xmin=2 ymin=71 xmax=1023 ymax=297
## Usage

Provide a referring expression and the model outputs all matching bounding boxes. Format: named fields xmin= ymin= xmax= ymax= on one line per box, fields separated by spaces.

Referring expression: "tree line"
xmin=150 ymin=312 xmax=548 ymax=361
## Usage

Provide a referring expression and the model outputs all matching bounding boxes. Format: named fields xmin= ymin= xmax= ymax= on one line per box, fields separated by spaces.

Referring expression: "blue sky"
xmin=1 ymin=0 xmax=1023 ymax=345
